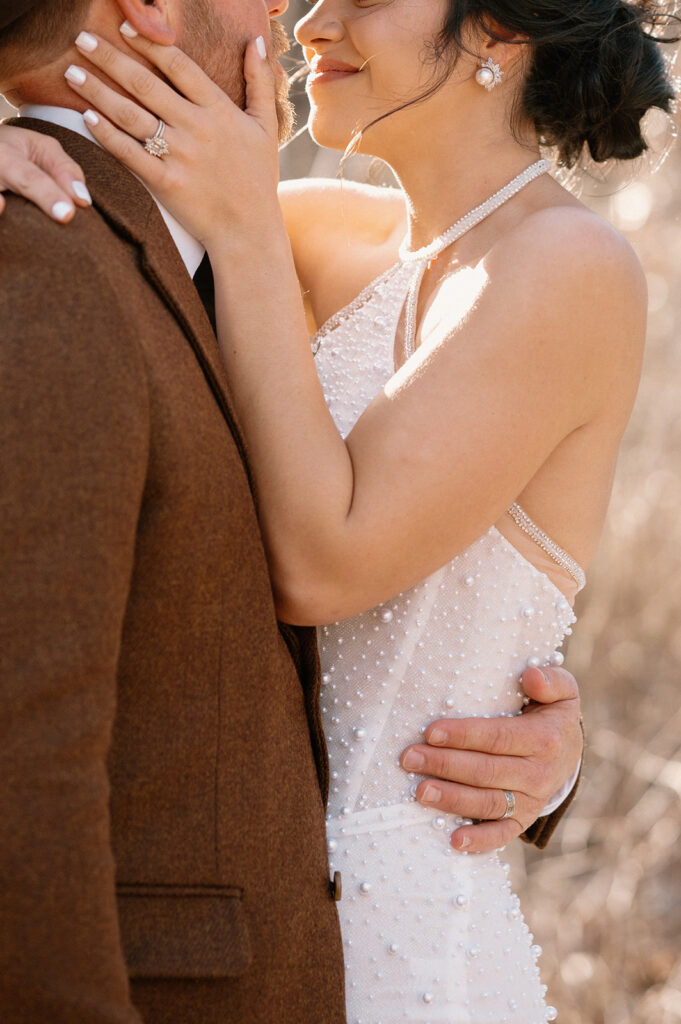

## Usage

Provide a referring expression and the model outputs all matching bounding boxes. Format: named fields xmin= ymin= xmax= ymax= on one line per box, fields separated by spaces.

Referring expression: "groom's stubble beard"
xmin=181 ymin=0 xmax=295 ymax=144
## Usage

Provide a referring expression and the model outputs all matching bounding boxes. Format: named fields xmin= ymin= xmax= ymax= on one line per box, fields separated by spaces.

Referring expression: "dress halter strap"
xmin=399 ymin=159 xmax=551 ymax=359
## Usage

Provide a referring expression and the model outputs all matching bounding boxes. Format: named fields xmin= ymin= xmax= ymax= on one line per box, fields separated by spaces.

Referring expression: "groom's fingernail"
xmin=72 ymin=181 xmax=92 ymax=204
xmin=64 ymin=65 xmax=87 ymax=86
xmin=420 ymin=784 xmax=441 ymax=805
xmin=428 ymin=728 xmax=447 ymax=745
xmin=255 ymin=35 xmax=267 ymax=60
xmin=120 ymin=20 xmax=138 ymax=38
xmin=402 ymin=750 xmax=425 ymax=770
xmin=453 ymin=833 xmax=472 ymax=850
xmin=75 ymin=31 xmax=98 ymax=52
xmin=52 ymin=201 xmax=74 ymax=222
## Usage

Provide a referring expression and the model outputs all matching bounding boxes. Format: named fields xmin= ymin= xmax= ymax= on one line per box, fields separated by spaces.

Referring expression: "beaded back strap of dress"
xmin=398 ymin=159 xmax=551 ymax=359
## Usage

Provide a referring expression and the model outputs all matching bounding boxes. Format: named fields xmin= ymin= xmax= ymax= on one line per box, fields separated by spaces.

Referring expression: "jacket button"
xmin=331 ymin=870 xmax=342 ymax=901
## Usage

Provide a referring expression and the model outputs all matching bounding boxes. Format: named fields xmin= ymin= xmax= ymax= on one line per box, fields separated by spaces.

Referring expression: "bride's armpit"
xmin=494 ymin=510 xmax=581 ymax=605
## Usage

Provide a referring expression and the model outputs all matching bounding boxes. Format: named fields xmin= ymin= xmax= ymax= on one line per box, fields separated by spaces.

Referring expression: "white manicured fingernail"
xmin=255 ymin=35 xmax=267 ymax=60
xmin=64 ymin=65 xmax=87 ymax=86
xmin=120 ymin=20 xmax=138 ymax=38
xmin=52 ymin=201 xmax=74 ymax=222
xmin=83 ymin=109 xmax=99 ymax=127
xmin=72 ymin=181 xmax=92 ymax=204
xmin=75 ymin=31 xmax=98 ymax=52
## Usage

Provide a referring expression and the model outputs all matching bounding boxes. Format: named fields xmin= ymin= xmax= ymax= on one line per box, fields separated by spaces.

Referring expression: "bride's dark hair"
xmin=436 ymin=0 xmax=678 ymax=167
xmin=353 ymin=0 xmax=678 ymax=170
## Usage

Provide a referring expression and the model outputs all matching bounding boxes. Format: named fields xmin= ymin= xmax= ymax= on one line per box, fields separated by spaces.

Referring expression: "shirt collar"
xmin=19 ymin=104 xmax=205 ymax=279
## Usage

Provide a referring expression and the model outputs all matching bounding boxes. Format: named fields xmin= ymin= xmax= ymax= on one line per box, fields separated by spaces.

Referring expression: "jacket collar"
xmin=12 ymin=118 xmax=254 ymax=488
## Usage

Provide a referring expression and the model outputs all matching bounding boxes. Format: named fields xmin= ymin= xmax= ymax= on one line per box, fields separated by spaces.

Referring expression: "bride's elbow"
xmin=271 ymin=562 xmax=348 ymax=627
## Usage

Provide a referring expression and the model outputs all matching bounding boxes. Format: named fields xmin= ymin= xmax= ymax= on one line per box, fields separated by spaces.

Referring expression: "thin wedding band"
xmin=144 ymin=118 xmax=170 ymax=159
xmin=497 ymin=790 xmax=516 ymax=821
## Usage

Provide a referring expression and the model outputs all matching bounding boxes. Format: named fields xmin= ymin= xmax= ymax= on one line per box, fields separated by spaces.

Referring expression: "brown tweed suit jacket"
xmin=0 ymin=121 xmax=345 ymax=1024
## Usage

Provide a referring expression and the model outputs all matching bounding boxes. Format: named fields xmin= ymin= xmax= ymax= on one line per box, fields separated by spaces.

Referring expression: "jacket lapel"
xmin=14 ymin=119 xmax=254 ymax=489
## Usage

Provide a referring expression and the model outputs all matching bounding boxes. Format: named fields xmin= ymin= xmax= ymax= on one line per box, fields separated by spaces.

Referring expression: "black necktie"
xmin=193 ymin=253 xmax=217 ymax=334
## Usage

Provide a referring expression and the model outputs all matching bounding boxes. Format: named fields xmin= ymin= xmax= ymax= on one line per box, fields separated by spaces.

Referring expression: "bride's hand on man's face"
xmin=0 ymin=125 xmax=92 ymax=221
xmin=64 ymin=25 xmax=282 ymax=248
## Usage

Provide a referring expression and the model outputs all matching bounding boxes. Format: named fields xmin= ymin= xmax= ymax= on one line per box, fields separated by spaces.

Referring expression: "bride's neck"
xmin=379 ymin=117 xmax=541 ymax=252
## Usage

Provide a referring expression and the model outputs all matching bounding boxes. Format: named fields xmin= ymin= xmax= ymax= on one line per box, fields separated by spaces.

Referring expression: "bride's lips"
xmin=307 ymin=57 xmax=361 ymax=86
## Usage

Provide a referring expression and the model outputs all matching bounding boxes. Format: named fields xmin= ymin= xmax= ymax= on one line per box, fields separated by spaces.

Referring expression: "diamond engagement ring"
xmin=144 ymin=118 xmax=170 ymax=159
xmin=497 ymin=790 xmax=516 ymax=821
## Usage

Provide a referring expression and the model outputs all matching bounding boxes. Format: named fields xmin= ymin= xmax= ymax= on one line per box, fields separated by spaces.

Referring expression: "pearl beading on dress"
xmin=311 ymin=188 xmax=578 ymax=1023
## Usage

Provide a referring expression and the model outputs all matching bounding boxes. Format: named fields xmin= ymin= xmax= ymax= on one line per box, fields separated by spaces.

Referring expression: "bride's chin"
xmin=307 ymin=111 xmax=357 ymax=153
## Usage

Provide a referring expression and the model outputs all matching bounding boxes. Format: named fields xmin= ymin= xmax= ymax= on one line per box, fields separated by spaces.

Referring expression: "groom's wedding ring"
xmin=498 ymin=790 xmax=516 ymax=821
xmin=144 ymin=118 xmax=170 ymax=159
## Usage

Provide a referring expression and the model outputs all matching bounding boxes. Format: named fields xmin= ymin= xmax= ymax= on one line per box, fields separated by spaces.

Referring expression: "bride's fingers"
xmin=244 ymin=36 xmax=279 ymax=138
xmin=65 ymin=63 xmax=160 ymax=143
xmin=72 ymin=31 xmax=193 ymax=129
xmin=79 ymin=109 xmax=172 ymax=191
xmin=24 ymin=130 xmax=93 ymax=208
xmin=0 ymin=127 xmax=91 ymax=221
xmin=114 ymin=21 xmax=227 ymax=108
xmin=0 ymin=150 xmax=79 ymax=222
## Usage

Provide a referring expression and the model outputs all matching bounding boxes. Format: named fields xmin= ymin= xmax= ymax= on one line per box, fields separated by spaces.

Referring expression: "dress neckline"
xmin=397 ymin=159 xmax=551 ymax=265
xmin=313 ymin=159 xmax=552 ymax=352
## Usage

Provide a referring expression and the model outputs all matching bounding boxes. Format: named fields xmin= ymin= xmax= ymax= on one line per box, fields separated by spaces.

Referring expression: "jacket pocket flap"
xmin=117 ymin=884 xmax=252 ymax=979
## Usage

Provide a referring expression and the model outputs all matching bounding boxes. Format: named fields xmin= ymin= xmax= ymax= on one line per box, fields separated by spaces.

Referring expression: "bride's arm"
xmin=63 ymin=31 xmax=646 ymax=627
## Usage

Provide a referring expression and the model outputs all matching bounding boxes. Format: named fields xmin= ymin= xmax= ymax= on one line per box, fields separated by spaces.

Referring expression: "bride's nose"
xmin=295 ymin=0 xmax=344 ymax=48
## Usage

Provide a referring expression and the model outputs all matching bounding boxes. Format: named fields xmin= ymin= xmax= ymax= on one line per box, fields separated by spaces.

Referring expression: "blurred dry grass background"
xmin=517 ymin=149 xmax=681 ymax=1022
xmin=2 ymin=10 xmax=680 ymax=1020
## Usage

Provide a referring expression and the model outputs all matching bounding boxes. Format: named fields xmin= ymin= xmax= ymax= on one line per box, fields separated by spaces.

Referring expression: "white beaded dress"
xmin=312 ymin=240 xmax=585 ymax=1023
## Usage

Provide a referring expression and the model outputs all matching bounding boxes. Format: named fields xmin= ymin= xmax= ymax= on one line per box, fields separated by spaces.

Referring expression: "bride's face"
xmin=294 ymin=0 xmax=468 ymax=153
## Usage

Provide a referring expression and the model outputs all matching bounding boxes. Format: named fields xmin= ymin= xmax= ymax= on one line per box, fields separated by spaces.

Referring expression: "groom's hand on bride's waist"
xmin=400 ymin=666 xmax=582 ymax=854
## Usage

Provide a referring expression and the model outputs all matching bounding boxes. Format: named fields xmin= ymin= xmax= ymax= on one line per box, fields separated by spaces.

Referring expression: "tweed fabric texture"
xmin=0 ymin=122 xmax=345 ymax=1024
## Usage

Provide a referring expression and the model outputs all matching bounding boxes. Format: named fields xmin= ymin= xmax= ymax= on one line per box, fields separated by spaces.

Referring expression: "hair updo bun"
xmin=437 ymin=0 xmax=679 ymax=167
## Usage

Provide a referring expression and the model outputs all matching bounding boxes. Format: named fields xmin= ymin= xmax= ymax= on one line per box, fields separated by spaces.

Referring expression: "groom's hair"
xmin=0 ymin=0 xmax=92 ymax=84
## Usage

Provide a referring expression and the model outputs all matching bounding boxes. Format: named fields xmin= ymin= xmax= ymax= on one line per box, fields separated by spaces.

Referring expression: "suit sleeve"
xmin=521 ymin=760 xmax=582 ymax=850
xmin=0 ymin=207 xmax=149 ymax=1022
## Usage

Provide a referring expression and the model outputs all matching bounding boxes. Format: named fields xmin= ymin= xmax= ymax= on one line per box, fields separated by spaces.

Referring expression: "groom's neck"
xmin=3 ymin=3 xmax=148 ymax=110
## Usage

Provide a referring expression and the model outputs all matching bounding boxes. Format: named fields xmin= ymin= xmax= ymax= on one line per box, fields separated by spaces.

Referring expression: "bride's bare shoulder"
xmin=499 ymin=200 xmax=644 ymax=297
xmin=278 ymin=178 xmax=407 ymax=274
xmin=492 ymin=200 xmax=647 ymax=344
xmin=483 ymin=199 xmax=647 ymax=419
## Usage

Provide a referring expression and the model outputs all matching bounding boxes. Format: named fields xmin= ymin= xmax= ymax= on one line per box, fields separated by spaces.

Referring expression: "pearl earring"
xmin=475 ymin=57 xmax=503 ymax=91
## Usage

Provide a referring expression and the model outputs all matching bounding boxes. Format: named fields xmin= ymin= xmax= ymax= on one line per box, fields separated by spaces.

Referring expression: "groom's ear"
xmin=114 ymin=0 xmax=176 ymax=45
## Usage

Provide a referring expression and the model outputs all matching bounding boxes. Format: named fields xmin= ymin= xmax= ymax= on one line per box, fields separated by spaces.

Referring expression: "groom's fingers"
xmin=402 ymin=745 xmax=551 ymax=797
xmin=415 ymin=777 xmax=539 ymax=825
xmin=521 ymin=665 xmax=579 ymax=705
xmin=450 ymin=817 xmax=524 ymax=854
